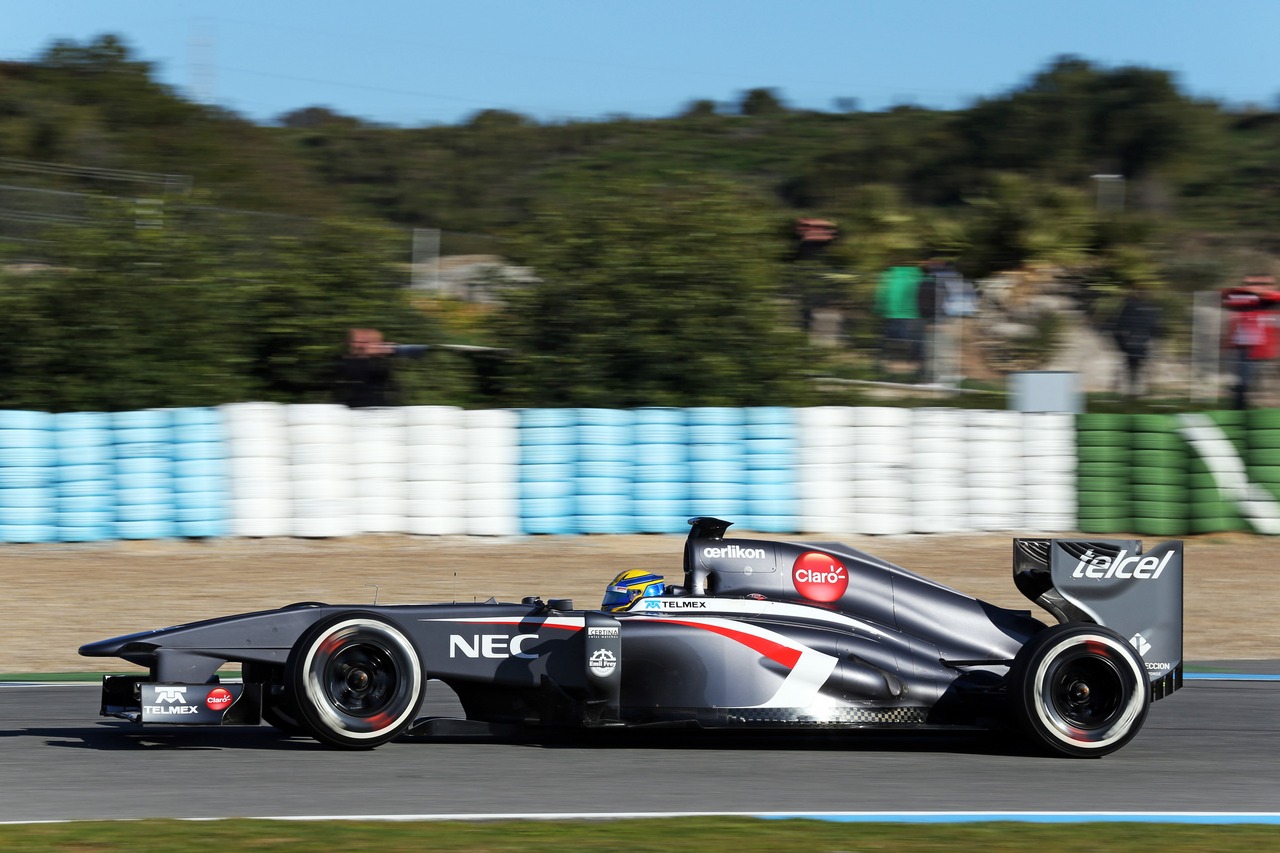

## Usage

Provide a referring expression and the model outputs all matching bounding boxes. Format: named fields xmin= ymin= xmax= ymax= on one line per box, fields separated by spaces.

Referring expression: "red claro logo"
xmin=792 ymin=552 xmax=849 ymax=602
xmin=205 ymin=688 xmax=233 ymax=711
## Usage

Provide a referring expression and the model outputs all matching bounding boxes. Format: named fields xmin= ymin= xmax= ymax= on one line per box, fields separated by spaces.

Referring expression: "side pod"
xmin=1013 ymin=538 xmax=1183 ymax=700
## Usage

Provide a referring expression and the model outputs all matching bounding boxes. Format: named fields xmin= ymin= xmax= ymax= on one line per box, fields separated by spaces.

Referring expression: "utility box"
xmin=1010 ymin=371 xmax=1082 ymax=413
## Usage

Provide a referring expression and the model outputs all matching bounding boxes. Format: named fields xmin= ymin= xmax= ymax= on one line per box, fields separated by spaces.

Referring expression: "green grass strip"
xmin=0 ymin=819 xmax=1276 ymax=852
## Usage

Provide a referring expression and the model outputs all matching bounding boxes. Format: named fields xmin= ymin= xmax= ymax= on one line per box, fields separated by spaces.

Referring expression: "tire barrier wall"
xmin=1076 ymin=410 xmax=1280 ymax=536
xmin=5 ymin=404 xmax=1280 ymax=542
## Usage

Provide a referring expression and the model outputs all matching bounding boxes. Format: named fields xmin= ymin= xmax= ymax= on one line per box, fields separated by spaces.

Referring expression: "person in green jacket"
xmin=875 ymin=263 xmax=924 ymax=377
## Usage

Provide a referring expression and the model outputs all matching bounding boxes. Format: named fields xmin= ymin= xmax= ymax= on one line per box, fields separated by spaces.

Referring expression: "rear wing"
xmin=1014 ymin=538 xmax=1183 ymax=700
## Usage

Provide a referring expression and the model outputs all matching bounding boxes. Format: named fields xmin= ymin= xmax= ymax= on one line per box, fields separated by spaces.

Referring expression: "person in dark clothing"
xmin=1112 ymin=290 xmax=1161 ymax=397
xmin=336 ymin=328 xmax=429 ymax=408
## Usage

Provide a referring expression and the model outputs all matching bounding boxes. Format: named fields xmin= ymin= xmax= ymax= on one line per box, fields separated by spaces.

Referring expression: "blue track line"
xmin=760 ymin=812 xmax=1280 ymax=824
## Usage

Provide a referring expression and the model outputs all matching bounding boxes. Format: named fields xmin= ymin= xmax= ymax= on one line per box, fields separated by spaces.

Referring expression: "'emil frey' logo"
xmin=1071 ymin=548 xmax=1173 ymax=581
xmin=588 ymin=648 xmax=617 ymax=677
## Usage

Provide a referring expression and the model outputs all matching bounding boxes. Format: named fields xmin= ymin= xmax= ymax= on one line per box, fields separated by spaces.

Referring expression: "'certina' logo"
xmin=792 ymin=552 xmax=849 ymax=602
xmin=154 ymin=687 xmax=187 ymax=704
xmin=1071 ymin=548 xmax=1173 ymax=581
xmin=205 ymin=687 xmax=233 ymax=712
xmin=703 ymin=545 xmax=767 ymax=560
xmin=449 ymin=634 xmax=541 ymax=659
xmin=588 ymin=626 xmax=619 ymax=638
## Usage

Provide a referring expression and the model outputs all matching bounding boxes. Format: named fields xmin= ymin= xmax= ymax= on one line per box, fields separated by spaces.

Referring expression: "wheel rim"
xmin=1033 ymin=637 xmax=1142 ymax=748
xmin=1044 ymin=651 xmax=1124 ymax=732
xmin=303 ymin=621 xmax=420 ymax=739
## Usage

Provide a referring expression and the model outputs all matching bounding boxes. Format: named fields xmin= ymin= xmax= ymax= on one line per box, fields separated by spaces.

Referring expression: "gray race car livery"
xmin=80 ymin=517 xmax=1183 ymax=757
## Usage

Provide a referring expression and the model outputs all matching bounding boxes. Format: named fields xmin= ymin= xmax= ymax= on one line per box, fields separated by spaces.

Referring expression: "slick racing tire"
xmin=1009 ymin=623 xmax=1150 ymax=758
xmin=287 ymin=612 xmax=424 ymax=749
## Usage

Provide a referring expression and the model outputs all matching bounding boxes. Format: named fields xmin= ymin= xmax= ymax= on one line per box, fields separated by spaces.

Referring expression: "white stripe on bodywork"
xmin=417 ymin=616 xmax=585 ymax=630
xmin=640 ymin=615 xmax=839 ymax=709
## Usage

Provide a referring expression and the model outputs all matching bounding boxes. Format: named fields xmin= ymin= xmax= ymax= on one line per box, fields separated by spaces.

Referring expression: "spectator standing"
xmin=1223 ymin=276 xmax=1280 ymax=409
xmin=875 ymin=263 xmax=924 ymax=378
xmin=1111 ymin=289 xmax=1161 ymax=397
xmin=336 ymin=328 xmax=429 ymax=408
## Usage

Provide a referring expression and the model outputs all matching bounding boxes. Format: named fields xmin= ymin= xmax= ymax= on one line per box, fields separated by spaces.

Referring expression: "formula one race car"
xmin=80 ymin=517 xmax=1183 ymax=757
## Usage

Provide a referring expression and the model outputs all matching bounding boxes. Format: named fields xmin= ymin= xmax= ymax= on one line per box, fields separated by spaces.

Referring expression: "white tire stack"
xmin=1021 ymin=412 xmax=1077 ymax=532
xmin=404 ymin=406 xmax=467 ymax=535
xmin=287 ymin=403 xmax=354 ymax=538
xmin=221 ymin=402 xmax=291 ymax=537
xmin=796 ymin=406 xmax=855 ymax=534
xmin=849 ymin=407 xmax=912 ymax=535
xmin=965 ymin=409 xmax=1024 ymax=531
xmin=350 ymin=407 xmax=407 ymax=534
xmin=462 ymin=409 xmax=520 ymax=536
xmin=911 ymin=407 xmax=968 ymax=533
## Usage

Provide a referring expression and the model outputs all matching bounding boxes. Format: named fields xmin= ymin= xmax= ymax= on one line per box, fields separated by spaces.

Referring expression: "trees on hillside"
xmin=0 ymin=201 xmax=438 ymax=411
xmin=494 ymin=173 xmax=817 ymax=407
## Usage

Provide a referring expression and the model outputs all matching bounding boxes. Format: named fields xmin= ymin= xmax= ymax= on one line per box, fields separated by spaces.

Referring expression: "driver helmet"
xmin=602 ymin=569 xmax=665 ymax=611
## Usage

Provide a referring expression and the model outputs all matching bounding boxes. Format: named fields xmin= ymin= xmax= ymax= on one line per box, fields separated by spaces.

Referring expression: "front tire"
xmin=1009 ymin=623 xmax=1150 ymax=758
xmin=287 ymin=612 xmax=424 ymax=749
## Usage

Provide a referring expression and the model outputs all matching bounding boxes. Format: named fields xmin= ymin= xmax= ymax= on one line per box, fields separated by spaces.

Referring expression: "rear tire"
xmin=287 ymin=612 xmax=424 ymax=749
xmin=1009 ymin=623 xmax=1150 ymax=758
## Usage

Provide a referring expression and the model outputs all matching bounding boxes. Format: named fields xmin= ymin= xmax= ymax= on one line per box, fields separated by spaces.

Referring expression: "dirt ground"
xmin=5 ymin=531 xmax=1277 ymax=673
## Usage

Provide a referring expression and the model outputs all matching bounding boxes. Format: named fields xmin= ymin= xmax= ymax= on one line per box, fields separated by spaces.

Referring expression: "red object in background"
xmin=1222 ymin=284 xmax=1280 ymax=360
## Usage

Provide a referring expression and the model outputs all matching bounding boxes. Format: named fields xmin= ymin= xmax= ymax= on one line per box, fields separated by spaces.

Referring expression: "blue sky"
xmin=3 ymin=1 xmax=1278 ymax=126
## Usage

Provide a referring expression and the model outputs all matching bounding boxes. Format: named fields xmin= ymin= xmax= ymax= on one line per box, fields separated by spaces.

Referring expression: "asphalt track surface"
xmin=1 ymin=672 xmax=1277 ymax=822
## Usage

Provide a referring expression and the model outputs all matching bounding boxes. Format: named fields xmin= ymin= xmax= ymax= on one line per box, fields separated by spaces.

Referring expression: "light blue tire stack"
xmin=0 ymin=410 xmax=58 ymax=543
xmin=518 ymin=408 xmax=577 ymax=535
xmin=112 ymin=409 xmax=175 ymax=540
xmin=170 ymin=407 xmax=229 ymax=538
xmin=686 ymin=407 xmax=745 ymax=521
xmin=741 ymin=406 xmax=797 ymax=533
xmin=53 ymin=411 xmax=115 ymax=542
xmin=632 ymin=407 xmax=689 ymax=534
xmin=573 ymin=408 xmax=634 ymax=534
